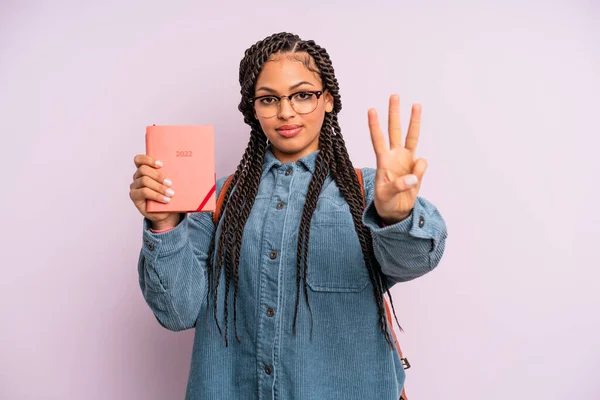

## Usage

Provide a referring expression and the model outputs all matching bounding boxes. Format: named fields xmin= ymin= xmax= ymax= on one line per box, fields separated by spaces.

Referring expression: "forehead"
xmin=255 ymin=53 xmax=322 ymax=91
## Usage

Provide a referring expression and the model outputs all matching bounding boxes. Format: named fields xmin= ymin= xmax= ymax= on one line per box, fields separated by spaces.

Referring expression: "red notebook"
xmin=145 ymin=125 xmax=216 ymax=213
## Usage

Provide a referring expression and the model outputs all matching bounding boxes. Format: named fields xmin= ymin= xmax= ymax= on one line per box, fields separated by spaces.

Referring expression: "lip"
xmin=276 ymin=125 xmax=303 ymax=138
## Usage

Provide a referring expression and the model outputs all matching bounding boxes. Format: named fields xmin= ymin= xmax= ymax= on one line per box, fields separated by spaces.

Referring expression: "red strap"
xmin=195 ymin=183 xmax=217 ymax=212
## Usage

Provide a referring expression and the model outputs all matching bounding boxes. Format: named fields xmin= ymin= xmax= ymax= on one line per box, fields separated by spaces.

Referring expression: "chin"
xmin=274 ymin=141 xmax=307 ymax=154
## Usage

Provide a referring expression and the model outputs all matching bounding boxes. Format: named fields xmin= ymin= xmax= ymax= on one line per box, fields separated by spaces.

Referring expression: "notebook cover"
xmin=145 ymin=125 xmax=216 ymax=213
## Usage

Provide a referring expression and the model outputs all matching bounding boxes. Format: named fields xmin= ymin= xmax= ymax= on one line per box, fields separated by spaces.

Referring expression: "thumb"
xmin=384 ymin=173 xmax=420 ymax=195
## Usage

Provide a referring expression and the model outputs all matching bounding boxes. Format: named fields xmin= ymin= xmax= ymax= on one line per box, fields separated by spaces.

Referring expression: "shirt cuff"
xmin=142 ymin=216 xmax=189 ymax=259
xmin=362 ymin=198 xmax=434 ymax=240
xmin=149 ymin=226 xmax=176 ymax=233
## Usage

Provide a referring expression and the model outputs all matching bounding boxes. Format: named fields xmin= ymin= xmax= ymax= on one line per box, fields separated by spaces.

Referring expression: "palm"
xmin=368 ymin=95 xmax=427 ymax=223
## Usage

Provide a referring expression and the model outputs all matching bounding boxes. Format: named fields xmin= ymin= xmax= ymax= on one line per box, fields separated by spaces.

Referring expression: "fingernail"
xmin=166 ymin=188 xmax=175 ymax=196
xmin=163 ymin=196 xmax=171 ymax=202
xmin=163 ymin=178 xmax=172 ymax=186
xmin=405 ymin=175 xmax=418 ymax=186
xmin=155 ymin=160 xmax=163 ymax=167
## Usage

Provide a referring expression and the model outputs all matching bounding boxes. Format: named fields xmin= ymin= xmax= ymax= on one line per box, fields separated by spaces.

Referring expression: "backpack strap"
xmin=355 ymin=168 xmax=367 ymax=208
xmin=212 ymin=174 xmax=235 ymax=226
xmin=355 ymin=168 xmax=409 ymax=400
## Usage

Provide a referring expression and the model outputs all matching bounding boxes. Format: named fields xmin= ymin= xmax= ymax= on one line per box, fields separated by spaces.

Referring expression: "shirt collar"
xmin=262 ymin=146 xmax=320 ymax=176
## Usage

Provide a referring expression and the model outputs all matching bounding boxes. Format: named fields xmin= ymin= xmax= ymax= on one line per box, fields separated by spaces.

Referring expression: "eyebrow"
xmin=255 ymin=81 xmax=315 ymax=94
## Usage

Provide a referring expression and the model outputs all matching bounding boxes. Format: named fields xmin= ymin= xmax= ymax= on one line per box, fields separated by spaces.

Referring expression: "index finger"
xmin=134 ymin=154 xmax=163 ymax=169
xmin=368 ymin=109 xmax=387 ymax=159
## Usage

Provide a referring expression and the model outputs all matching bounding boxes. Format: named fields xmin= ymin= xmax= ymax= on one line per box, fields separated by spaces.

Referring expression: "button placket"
xmin=257 ymin=164 xmax=293 ymax=398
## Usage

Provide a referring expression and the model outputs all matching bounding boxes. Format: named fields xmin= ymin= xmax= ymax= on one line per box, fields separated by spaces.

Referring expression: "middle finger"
xmin=131 ymin=175 xmax=175 ymax=197
xmin=133 ymin=165 xmax=171 ymax=186
xmin=388 ymin=94 xmax=402 ymax=149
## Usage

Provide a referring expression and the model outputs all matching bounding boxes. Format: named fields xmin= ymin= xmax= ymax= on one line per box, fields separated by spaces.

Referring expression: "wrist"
xmin=379 ymin=210 xmax=412 ymax=226
xmin=151 ymin=214 xmax=183 ymax=231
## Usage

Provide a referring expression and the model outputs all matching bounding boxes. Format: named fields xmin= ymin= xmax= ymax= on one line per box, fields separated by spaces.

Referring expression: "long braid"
xmin=331 ymin=118 xmax=403 ymax=334
xmin=207 ymin=32 xmax=401 ymax=349
xmin=217 ymin=130 xmax=266 ymax=346
xmin=330 ymin=128 xmax=398 ymax=346
xmin=206 ymin=131 xmax=258 ymax=337
xmin=230 ymin=134 xmax=267 ymax=343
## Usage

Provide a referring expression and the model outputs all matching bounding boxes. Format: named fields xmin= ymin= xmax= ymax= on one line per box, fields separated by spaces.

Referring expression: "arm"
xmin=137 ymin=176 xmax=226 ymax=331
xmin=361 ymin=167 xmax=448 ymax=285
xmin=138 ymin=212 xmax=214 ymax=331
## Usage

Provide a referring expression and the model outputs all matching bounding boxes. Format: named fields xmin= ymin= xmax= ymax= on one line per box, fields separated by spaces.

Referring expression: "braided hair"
xmin=206 ymin=32 xmax=401 ymax=349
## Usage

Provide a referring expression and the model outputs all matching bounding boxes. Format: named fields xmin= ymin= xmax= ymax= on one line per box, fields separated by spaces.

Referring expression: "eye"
xmin=293 ymin=92 xmax=314 ymax=101
xmin=258 ymin=96 xmax=278 ymax=105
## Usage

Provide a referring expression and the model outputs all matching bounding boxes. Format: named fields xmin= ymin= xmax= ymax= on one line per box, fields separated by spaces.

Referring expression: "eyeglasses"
xmin=250 ymin=90 xmax=325 ymax=118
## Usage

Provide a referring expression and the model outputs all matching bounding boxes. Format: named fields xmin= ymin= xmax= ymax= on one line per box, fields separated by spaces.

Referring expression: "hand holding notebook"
xmin=129 ymin=125 xmax=217 ymax=230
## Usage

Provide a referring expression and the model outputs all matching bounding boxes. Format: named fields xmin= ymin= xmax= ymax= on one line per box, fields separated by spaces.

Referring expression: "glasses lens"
xmin=254 ymin=92 xmax=319 ymax=117
xmin=254 ymin=97 xmax=278 ymax=118
xmin=290 ymin=92 xmax=317 ymax=114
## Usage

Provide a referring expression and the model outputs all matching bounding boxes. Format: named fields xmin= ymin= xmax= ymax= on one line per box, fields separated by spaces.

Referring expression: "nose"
xmin=277 ymin=97 xmax=295 ymax=120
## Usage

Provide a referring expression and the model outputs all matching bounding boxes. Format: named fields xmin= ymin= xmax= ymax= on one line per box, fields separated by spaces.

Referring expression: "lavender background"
xmin=1 ymin=0 xmax=599 ymax=399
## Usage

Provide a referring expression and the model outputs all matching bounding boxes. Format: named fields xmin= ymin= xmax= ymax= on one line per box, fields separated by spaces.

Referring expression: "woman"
xmin=129 ymin=32 xmax=447 ymax=400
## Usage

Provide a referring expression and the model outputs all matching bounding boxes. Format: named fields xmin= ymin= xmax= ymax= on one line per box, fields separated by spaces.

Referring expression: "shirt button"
xmin=146 ymin=241 xmax=155 ymax=251
xmin=285 ymin=168 xmax=292 ymax=176
xmin=266 ymin=308 xmax=275 ymax=317
xmin=269 ymin=250 xmax=278 ymax=260
xmin=418 ymin=215 xmax=425 ymax=228
xmin=276 ymin=202 xmax=284 ymax=210
xmin=264 ymin=364 xmax=273 ymax=375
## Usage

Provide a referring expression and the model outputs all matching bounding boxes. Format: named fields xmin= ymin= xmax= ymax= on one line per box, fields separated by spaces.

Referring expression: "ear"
xmin=324 ymin=91 xmax=334 ymax=113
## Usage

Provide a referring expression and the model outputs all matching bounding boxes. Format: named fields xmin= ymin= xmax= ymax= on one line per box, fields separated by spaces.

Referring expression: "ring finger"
xmin=130 ymin=176 xmax=174 ymax=198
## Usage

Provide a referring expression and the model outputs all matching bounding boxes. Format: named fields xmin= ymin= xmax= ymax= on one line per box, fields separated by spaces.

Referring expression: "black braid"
xmin=330 ymin=118 xmax=403 ymax=333
xmin=206 ymin=130 xmax=266 ymax=344
xmin=206 ymin=32 xmax=400 ymax=349
xmin=330 ymin=127 xmax=402 ymax=341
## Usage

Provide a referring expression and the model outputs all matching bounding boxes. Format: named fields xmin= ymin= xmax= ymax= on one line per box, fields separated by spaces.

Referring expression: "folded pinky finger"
xmin=390 ymin=174 xmax=420 ymax=193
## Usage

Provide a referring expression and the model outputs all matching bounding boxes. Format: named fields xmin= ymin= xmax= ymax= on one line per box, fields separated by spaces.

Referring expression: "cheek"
xmin=305 ymin=107 xmax=327 ymax=131
xmin=255 ymin=117 xmax=280 ymax=142
xmin=256 ymin=117 xmax=273 ymax=132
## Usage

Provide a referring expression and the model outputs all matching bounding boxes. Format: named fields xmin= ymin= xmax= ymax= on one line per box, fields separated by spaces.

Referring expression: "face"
xmin=253 ymin=53 xmax=334 ymax=163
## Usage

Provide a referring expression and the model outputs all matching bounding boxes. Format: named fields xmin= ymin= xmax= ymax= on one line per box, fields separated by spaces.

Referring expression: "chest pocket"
xmin=306 ymin=206 xmax=371 ymax=293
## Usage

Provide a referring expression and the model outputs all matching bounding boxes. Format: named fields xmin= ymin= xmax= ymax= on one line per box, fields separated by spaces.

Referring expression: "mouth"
xmin=276 ymin=125 xmax=303 ymax=138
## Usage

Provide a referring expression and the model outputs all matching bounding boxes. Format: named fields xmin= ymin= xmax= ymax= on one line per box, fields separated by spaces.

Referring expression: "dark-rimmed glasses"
xmin=250 ymin=90 xmax=325 ymax=118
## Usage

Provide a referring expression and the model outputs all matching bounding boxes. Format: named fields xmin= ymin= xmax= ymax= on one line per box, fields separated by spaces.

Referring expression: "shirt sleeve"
xmin=137 ymin=175 xmax=228 ymax=331
xmin=359 ymin=167 xmax=448 ymax=285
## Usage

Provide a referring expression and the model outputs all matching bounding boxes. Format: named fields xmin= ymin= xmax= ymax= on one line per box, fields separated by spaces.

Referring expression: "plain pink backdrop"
xmin=1 ymin=1 xmax=599 ymax=399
